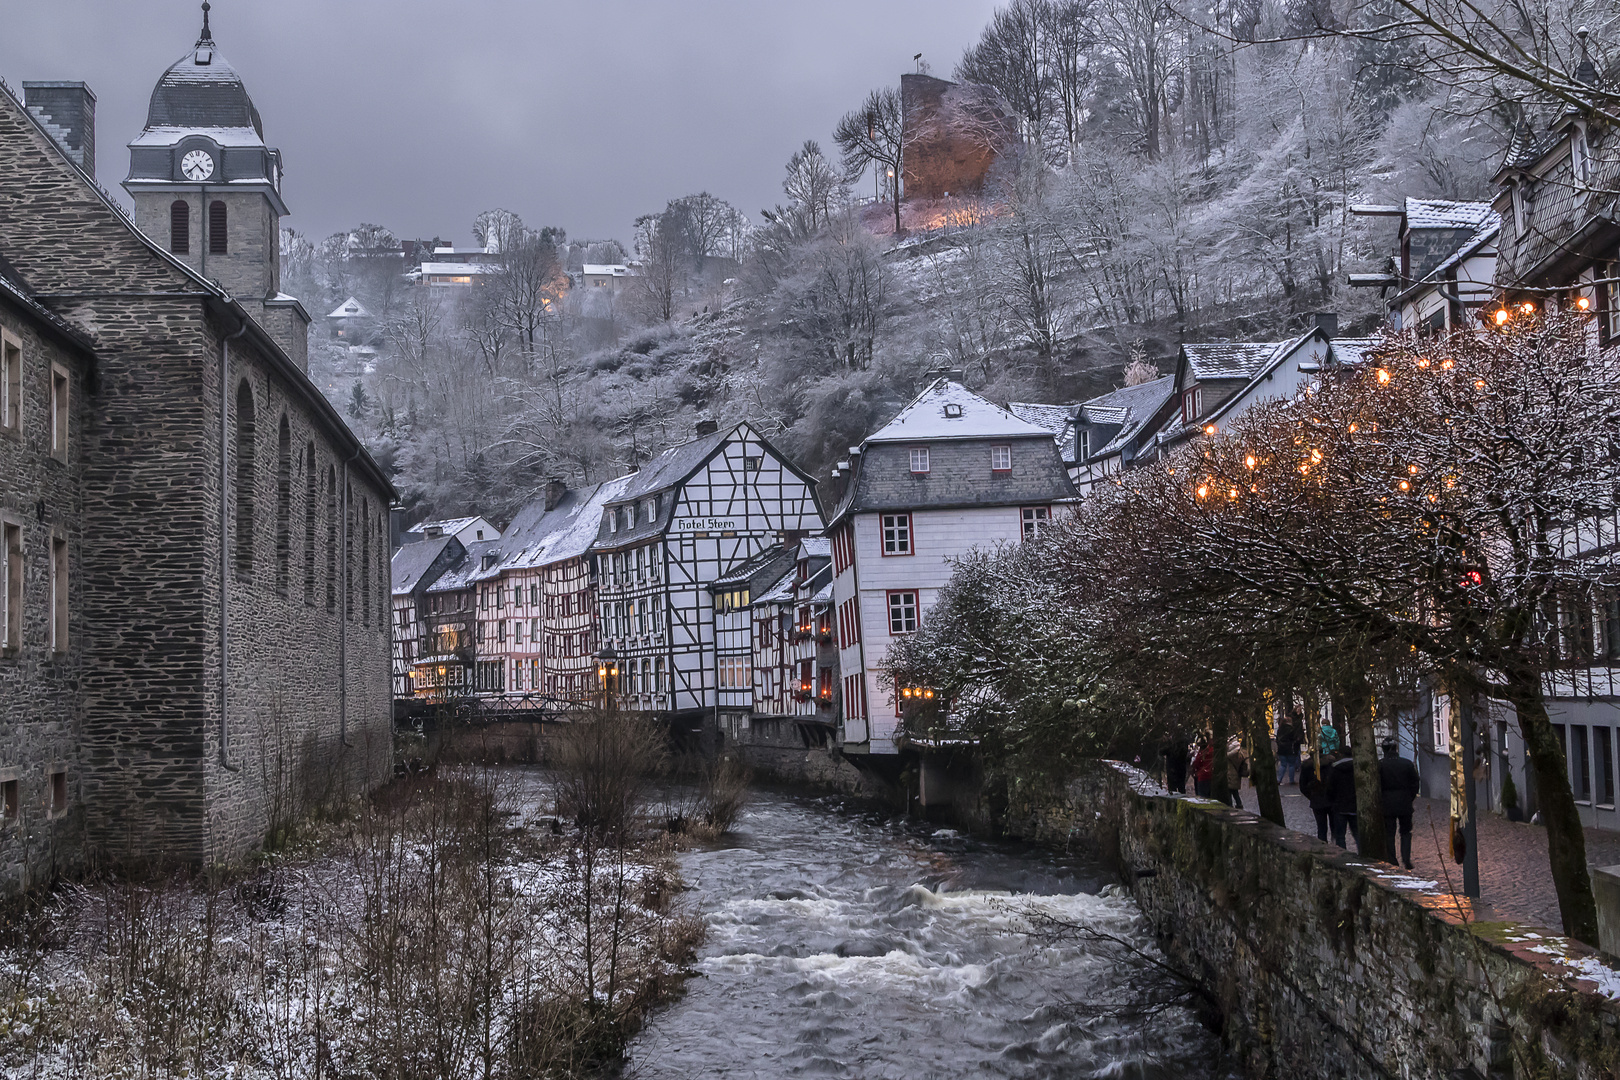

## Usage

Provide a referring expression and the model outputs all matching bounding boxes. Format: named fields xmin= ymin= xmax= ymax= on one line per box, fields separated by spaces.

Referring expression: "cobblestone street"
xmin=1255 ymin=779 xmax=1620 ymax=930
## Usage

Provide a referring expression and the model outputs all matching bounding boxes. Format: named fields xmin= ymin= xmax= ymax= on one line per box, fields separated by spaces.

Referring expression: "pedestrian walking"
xmin=1325 ymin=749 xmax=1359 ymax=850
xmin=1319 ymin=722 xmax=1341 ymax=756
xmin=1275 ymin=709 xmax=1304 ymax=785
xmin=1225 ymin=736 xmax=1249 ymax=810
xmin=1378 ymin=738 xmax=1421 ymax=870
xmin=1191 ymin=735 xmax=1214 ymax=798
xmin=1161 ymin=736 xmax=1190 ymax=794
xmin=1298 ymin=751 xmax=1332 ymax=842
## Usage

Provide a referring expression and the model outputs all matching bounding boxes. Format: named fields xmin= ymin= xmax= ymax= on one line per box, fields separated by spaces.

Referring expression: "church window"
xmin=234 ymin=379 xmax=255 ymax=582
xmin=325 ymin=467 xmax=337 ymax=612
xmin=1 ymin=522 xmax=18 ymax=651
xmin=275 ymin=417 xmax=291 ymax=596
xmin=346 ymin=483 xmax=356 ymax=622
xmin=49 ymin=534 xmax=66 ymax=654
xmin=170 ymin=201 xmax=190 ymax=254
xmin=209 ymin=201 xmax=228 ymax=255
xmin=360 ymin=497 xmax=371 ymax=628
xmin=303 ymin=443 xmax=317 ymax=605
xmin=1 ymin=331 xmax=20 ymax=433
xmin=49 ymin=364 xmax=69 ymax=463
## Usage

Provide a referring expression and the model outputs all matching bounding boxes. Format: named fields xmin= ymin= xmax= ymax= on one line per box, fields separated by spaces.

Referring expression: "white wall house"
xmin=404 ymin=515 xmax=501 ymax=548
xmin=590 ymin=421 xmax=822 ymax=735
xmin=827 ymin=378 xmax=1078 ymax=754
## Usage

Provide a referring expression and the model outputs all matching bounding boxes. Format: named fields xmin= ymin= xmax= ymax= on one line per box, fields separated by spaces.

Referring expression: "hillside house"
xmin=1350 ymin=199 xmax=1500 ymax=332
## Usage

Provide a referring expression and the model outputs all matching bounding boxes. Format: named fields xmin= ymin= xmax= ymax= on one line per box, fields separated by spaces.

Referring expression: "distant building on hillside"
xmin=404 ymin=516 xmax=501 ymax=547
xmin=827 ymin=376 xmax=1077 ymax=754
xmin=582 ymin=263 xmax=633 ymax=291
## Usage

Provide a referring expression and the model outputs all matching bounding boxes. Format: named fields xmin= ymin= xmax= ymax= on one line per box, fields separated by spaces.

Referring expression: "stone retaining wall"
xmin=1070 ymin=760 xmax=1620 ymax=1079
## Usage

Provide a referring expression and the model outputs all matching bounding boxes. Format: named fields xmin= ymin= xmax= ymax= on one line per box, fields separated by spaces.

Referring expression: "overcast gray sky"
xmin=1 ymin=1 xmax=1000 ymax=246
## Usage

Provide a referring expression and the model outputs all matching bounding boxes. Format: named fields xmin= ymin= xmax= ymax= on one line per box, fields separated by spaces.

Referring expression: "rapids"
xmin=625 ymin=788 xmax=1224 ymax=1078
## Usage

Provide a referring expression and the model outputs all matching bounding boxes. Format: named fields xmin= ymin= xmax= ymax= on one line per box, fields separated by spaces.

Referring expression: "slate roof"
xmin=866 ymin=379 xmax=1051 ymax=443
xmin=327 ymin=296 xmax=371 ymax=319
xmin=391 ymin=534 xmax=457 ymax=596
xmin=1183 ymin=341 xmax=1296 ymax=382
xmin=713 ymin=545 xmax=795 ymax=592
xmin=754 ymin=567 xmax=799 ymax=606
xmin=0 ymin=252 xmax=95 ymax=354
xmin=1007 ymin=401 xmax=1074 ymax=434
xmin=1404 ymin=199 xmax=1496 ymax=231
xmin=407 ymin=516 xmax=490 ymax=539
xmin=798 ymin=536 xmax=831 ymax=559
xmin=425 ymin=539 xmax=501 ymax=595
xmin=503 ymin=478 xmax=632 ymax=570
xmin=145 ymin=20 xmax=264 ymax=137
xmin=1078 ymin=376 xmax=1176 ymax=459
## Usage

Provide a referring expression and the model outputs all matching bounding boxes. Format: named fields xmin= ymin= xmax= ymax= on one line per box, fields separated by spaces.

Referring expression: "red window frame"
xmin=887 ymin=590 xmax=918 ymax=634
xmin=881 ymin=513 xmax=912 ymax=556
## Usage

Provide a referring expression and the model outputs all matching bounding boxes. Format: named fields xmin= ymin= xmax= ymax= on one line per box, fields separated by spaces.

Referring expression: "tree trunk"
xmin=892 ymin=170 xmax=903 ymax=238
xmin=1245 ymin=703 xmax=1285 ymax=827
xmin=1340 ymin=678 xmax=1389 ymax=862
xmin=1303 ymin=687 xmax=1324 ymax=782
xmin=1209 ymin=712 xmax=1229 ymax=805
xmin=1506 ymin=669 xmax=1599 ymax=944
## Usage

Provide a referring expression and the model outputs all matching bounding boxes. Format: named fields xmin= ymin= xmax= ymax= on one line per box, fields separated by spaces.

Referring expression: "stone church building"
xmin=0 ymin=8 xmax=393 ymax=891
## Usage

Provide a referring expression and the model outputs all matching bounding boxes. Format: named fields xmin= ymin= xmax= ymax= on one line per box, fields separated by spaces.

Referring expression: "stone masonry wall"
xmin=0 ymin=298 xmax=89 ymax=893
xmin=1068 ymin=760 xmax=1620 ymax=1080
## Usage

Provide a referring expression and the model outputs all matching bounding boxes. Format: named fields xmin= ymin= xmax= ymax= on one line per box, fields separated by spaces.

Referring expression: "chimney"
xmin=389 ymin=503 xmax=406 ymax=551
xmin=1311 ymin=312 xmax=1339 ymax=338
xmin=22 ymin=82 xmax=95 ymax=179
xmin=695 ymin=419 xmax=719 ymax=437
xmin=543 ymin=477 xmax=567 ymax=511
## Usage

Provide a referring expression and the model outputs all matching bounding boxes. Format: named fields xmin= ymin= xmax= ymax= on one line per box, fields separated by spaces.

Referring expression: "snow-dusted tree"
xmin=491 ymin=229 xmax=568 ymax=366
xmin=770 ymin=212 xmax=888 ymax=370
xmin=781 ymin=140 xmax=846 ymax=235
xmin=630 ymin=212 xmax=685 ymax=323
xmin=473 ymin=208 xmax=526 ymax=254
xmin=833 ymin=86 xmax=906 ymax=236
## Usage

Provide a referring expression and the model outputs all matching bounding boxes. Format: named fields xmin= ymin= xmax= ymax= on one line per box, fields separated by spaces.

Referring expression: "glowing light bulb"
xmin=1441 ymin=359 xmax=1453 ymax=369
xmin=1494 ymin=309 xmax=1510 ymax=326
xmin=1228 ymin=487 xmax=1239 ymax=499
xmin=1408 ymin=464 xmax=1420 ymax=474
xmin=1578 ymin=295 xmax=1592 ymax=311
xmin=1475 ymin=379 xmax=1486 ymax=390
xmin=1376 ymin=368 xmax=1391 ymax=384
xmin=1204 ymin=424 xmax=1218 ymax=435
xmin=1416 ymin=357 xmax=1430 ymax=369
xmin=1348 ymin=423 xmax=1359 ymax=433
xmin=1310 ymin=448 xmax=1323 ymax=464
xmin=1245 ymin=455 xmax=1257 ymax=469
xmin=1398 ymin=480 xmax=1410 ymax=491
xmin=1196 ymin=485 xmax=1209 ymax=498
xmin=1522 ymin=302 xmax=1536 ymax=314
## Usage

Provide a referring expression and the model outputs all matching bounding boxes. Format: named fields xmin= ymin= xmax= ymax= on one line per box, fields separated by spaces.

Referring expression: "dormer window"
xmin=943 ymin=403 xmax=964 ymax=418
xmin=909 ymin=448 xmax=930 ymax=473
xmin=1573 ymin=126 xmax=1591 ymax=187
xmin=1078 ymin=428 xmax=1091 ymax=460
xmin=607 ymin=510 xmax=617 ymax=534
xmin=1182 ymin=388 xmax=1202 ymax=423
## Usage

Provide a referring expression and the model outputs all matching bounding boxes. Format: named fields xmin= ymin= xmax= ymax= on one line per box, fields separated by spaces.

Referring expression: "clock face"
xmin=180 ymin=149 xmax=215 ymax=181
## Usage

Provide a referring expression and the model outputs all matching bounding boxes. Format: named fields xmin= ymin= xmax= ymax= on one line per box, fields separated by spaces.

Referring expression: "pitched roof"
xmin=326 ymin=296 xmax=371 ymax=319
xmin=609 ymin=428 xmax=732 ymax=505
xmin=713 ymin=544 xmax=794 ymax=590
xmin=425 ymin=538 xmax=502 ymax=594
xmin=1183 ymin=341 xmax=1295 ymax=382
xmin=1006 ymin=401 xmax=1075 ymax=435
xmin=864 ymin=379 xmax=1052 ymax=444
xmin=406 ymin=516 xmax=490 ymax=538
xmin=1079 ymin=376 xmax=1177 ymax=458
xmin=503 ymin=477 xmax=633 ymax=570
xmin=391 ymin=534 xmax=456 ymax=596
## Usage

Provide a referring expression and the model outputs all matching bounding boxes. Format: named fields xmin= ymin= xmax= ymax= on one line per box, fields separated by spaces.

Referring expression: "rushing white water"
xmin=626 ymin=790 xmax=1223 ymax=1079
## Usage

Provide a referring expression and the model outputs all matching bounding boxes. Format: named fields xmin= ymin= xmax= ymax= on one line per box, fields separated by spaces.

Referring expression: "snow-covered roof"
xmin=864 ymin=379 xmax=1052 ymax=444
xmin=326 ymin=296 xmax=371 ymax=319
xmin=408 ymin=516 xmax=483 ymax=536
xmin=1077 ymin=376 xmax=1177 ymax=460
xmin=392 ymin=534 xmax=455 ymax=596
xmin=810 ymin=580 xmax=834 ymax=605
xmin=419 ymin=262 xmax=500 ymax=276
xmin=582 ymin=263 xmax=631 ymax=276
xmin=1184 ymin=341 xmax=1297 ymax=382
xmin=503 ymin=477 xmax=633 ymax=570
xmin=1327 ymin=338 xmax=1380 ymax=366
xmin=753 ymin=568 xmax=798 ymax=606
xmin=798 ymin=536 xmax=830 ymax=559
xmin=128 ymin=125 xmax=265 ymax=148
xmin=1405 ymin=198 xmax=1495 ymax=231
xmin=1007 ymin=401 xmax=1076 ymax=435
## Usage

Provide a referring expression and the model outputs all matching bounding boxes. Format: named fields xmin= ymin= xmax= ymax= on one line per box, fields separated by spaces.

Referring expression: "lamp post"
xmin=596 ymin=646 xmax=619 ymax=708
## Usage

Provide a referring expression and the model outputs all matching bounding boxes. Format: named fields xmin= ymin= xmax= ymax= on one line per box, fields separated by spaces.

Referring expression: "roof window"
xmin=943 ymin=403 xmax=964 ymax=418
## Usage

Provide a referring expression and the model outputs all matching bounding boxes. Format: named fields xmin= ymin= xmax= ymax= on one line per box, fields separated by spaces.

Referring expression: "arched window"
xmin=325 ymin=467 xmax=337 ymax=612
xmin=209 ymin=201 xmax=228 ymax=255
xmin=170 ymin=200 xmax=190 ymax=254
xmin=303 ymin=443 xmax=317 ymax=605
xmin=275 ymin=416 xmax=291 ymax=596
xmin=234 ymin=380 xmax=255 ymax=581
xmin=346 ymin=483 xmax=356 ymax=623
xmin=360 ymin=497 xmax=371 ymax=628
xmin=378 ymin=511 xmax=388 ymax=627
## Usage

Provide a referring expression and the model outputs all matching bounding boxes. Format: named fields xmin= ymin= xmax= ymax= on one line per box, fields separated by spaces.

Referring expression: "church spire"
xmin=198 ymin=2 xmax=213 ymax=46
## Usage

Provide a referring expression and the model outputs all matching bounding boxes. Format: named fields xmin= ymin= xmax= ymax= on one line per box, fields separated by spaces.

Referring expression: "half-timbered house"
xmin=712 ymin=545 xmax=797 ymax=745
xmin=389 ymin=533 xmax=463 ymax=700
xmin=827 ymin=378 xmax=1077 ymax=754
xmin=590 ymin=421 xmax=821 ymax=739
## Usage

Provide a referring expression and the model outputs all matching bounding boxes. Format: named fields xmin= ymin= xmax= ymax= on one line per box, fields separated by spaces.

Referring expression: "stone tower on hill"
xmin=123 ymin=2 xmax=310 ymax=371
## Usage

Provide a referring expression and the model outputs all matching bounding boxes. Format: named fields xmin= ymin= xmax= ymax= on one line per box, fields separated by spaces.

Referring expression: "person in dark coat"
xmin=1161 ymin=737 xmax=1190 ymax=794
xmin=1275 ymin=710 xmax=1304 ymax=786
xmin=1298 ymin=752 xmax=1333 ymax=841
xmin=1324 ymin=749 xmax=1360 ymax=850
xmin=1191 ymin=735 xmax=1214 ymax=798
xmin=1378 ymin=738 xmax=1422 ymax=869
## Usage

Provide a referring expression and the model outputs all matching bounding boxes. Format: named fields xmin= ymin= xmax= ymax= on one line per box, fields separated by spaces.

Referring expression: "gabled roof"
xmin=425 ymin=538 xmax=502 ymax=594
xmin=1006 ymin=401 xmax=1075 ymax=435
xmin=865 ymin=379 xmax=1052 ymax=444
xmin=1183 ymin=340 xmax=1297 ymax=382
xmin=503 ymin=478 xmax=633 ymax=570
xmin=609 ymin=428 xmax=733 ymax=506
xmin=0 ymin=251 xmax=95 ymax=355
xmin=1078 ymin=376 xmax=1177 ymax=460
xmin=754 ymin=567 xmax=799 ymax=606
xmin=798 ymin=536 xmax=830 ymax=559
xmin=1393 ymin=214 xmax=1499 ymax=305
xmin=391 ymin=534 xmax=459 ymax=596
xmin=327 ymin=296 xmax=371 ymax=319
xmin=713 ymin=544 xmax=794 ymax=590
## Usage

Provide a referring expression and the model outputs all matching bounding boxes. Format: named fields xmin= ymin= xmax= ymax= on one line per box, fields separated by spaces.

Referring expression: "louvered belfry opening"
xmin=209 ymin=201 xmax=228 ymax=254
xmin=170 ymin=200 xmax=189 ymax=253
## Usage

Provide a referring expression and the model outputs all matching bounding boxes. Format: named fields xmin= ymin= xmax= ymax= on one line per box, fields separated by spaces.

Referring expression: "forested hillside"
xmin=285 ymin=0 xmax=1515 ymax=523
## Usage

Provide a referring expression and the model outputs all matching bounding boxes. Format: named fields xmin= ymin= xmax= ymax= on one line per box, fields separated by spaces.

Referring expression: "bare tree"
xmin=833 ymin=86 xmax=906 ymax=236
xmin=782 ymin=140 xmax=846 ymax=234
xmin=472 ymin=208 xmax=525 ymax=254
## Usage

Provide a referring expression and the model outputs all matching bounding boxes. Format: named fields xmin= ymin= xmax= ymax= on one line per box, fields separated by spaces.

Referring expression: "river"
xmin=625 ymin=788 xmax=1224 ymax=1079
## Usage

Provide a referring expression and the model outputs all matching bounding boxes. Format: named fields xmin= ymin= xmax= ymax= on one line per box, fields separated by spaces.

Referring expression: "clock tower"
xmin=124 ymin=3 xmax=309 ymax=369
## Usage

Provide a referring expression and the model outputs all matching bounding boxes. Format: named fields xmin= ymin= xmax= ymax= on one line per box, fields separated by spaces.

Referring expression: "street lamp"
xmin=596 ymin=646 xmax=619 ymax=704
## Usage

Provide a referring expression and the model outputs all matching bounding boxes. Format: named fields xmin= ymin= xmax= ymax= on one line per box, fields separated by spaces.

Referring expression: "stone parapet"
xmin=1070 ymin=760 xmax=1620 ymax=1080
